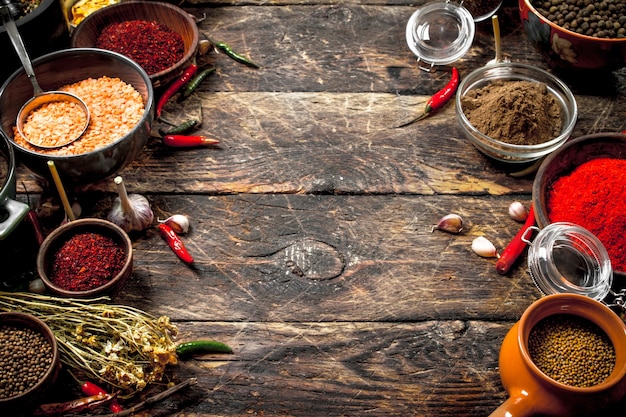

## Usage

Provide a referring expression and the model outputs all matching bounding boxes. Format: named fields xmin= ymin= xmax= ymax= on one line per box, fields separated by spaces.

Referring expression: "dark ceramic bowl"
xmin=0 ymin=47 xmax=154 ymax=186
xmin=532 ymin=133 xmax=626 ymax=278
xmin=520 ymin=0 xmax=626 ymax=72
xmin=0 ymin=131 xmax=28 ymax=240
xmin=37 ymin=218 xmax=133 ymax=298
xmin=70 ymin=0 xmax=199 ymax=88
xmin=0 ymin=312 xmax=61 ymax=414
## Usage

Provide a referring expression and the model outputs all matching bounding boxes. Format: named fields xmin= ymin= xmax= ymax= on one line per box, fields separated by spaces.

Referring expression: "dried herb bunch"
xmin=0 ymin=292 xmax=178 ymax=392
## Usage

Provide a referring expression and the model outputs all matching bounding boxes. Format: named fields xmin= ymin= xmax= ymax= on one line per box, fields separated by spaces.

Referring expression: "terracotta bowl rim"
xmin=521 ymin=0 xmax=626 ymax=44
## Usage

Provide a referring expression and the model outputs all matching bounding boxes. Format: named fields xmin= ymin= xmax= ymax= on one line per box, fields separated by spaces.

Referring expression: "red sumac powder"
xmin=50 ymin=232 xmax=126 ymax=291
xmin=95 ymin=20 xmax=185 ymax=75
xmin=547 ymin=158 xmax=626 ymax=273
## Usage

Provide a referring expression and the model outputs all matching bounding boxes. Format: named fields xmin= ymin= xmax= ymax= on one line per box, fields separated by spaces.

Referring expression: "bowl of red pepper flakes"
xmin=70 ymin=0 xmax=199 ymax=89
xmin=533 ymin=132 xmax=626 ymax=279
xmin=36 ymin=218 xmax=133 ymax=298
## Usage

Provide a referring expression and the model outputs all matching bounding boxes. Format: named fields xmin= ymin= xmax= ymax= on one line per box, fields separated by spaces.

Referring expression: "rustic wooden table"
xmin=5 ymin=0 xmax=626 ymax=415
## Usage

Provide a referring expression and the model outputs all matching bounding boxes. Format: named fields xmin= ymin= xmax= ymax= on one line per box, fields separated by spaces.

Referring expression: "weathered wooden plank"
xmin=90 ymin=194 xmax=542 ymax=323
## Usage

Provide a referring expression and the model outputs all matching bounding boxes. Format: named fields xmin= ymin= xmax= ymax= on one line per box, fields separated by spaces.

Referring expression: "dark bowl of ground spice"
xmin=0 ymin=312 xmax=61 ymax=414
xmin=37 ymin=218 xmax=133 ymax=298
xmin=532 ymin=132 xmax=626 ymax=279
xmin=70 ymin=0 xmax=199 ymax=89
xmin=456 ymin=62 xmax=577 ymax=166
xmin=520 ymin=0 xmax=626 ymax=73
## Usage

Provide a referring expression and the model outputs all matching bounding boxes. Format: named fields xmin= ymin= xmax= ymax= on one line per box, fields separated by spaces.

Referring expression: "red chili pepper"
xmin=399 ymin=67 xmax=460 ymax=127
xmin=158 ymin=223 xmax=194 ymax=263
xmin=163 ymin=134 xmax=220 ymax=148
xmin=26 ymin=209 xmax=45 ymax=246
xmin=81 ymin=381 xmax=123 ymax=413
xmin=496 ymin=204 xmax=536 ymax=275
xmin=33 ymin=393 xmax=114 ymax=416
xmin=156 ymin=63 xmax=199 ymax=119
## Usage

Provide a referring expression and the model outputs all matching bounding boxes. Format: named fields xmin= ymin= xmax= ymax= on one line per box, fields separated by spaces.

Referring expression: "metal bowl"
xmin=70 ymin=0 xmax=199 ymax=89
xmin=37 ymin=218 xmax=133 ymax=298
xmin=455 ymin=62 xmax=577 ymax=166
xmin=0 ymin=47 xmax=154 ymax=186
xmin=0 ymin=312 xmax=61 ymax=414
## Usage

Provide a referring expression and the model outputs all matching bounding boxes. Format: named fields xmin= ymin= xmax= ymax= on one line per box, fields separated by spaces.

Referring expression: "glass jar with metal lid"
xmin=524 ymin=222 xmax=625 ymax=313
xmin=405 ymin=0 xmax=502 ymax=71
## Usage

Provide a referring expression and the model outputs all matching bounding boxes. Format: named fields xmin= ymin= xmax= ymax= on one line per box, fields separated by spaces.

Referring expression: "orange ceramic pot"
xmin=490 ymin=293 xmax=626 ymax=416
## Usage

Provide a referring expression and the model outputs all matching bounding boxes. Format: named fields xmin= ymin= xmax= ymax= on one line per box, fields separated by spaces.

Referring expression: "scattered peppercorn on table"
xmin=5 ymin=0 xmax=626 ymax=415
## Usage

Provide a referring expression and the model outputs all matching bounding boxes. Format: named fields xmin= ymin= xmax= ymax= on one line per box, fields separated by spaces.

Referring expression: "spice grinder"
xmin=0 ymin=130 xmax=28 ymax=239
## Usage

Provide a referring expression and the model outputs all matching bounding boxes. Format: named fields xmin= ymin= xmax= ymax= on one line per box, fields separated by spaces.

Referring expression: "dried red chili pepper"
xmin=156 ymin=63 xmax=199 ymax=119
xmin=81 ymin=380 xmax=123 ymax=413
xmin=496 ymin=204 xmax=536 ymax=275
xmin=163 ymin=134 xmax=220 ymax=148
xmin=399 ymin=67 xmax=460 ymax=127
xmin=26 ymin=209 xmax=45 ymax=246
xmin=158 ymin=223 xmax=194 ymax=263
xmin=32 ymin=393 xmax=114 ymax=416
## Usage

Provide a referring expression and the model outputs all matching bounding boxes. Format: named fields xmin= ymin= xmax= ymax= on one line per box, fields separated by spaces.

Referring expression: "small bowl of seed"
xmin=455 ymin=62 xmax=577 ymax=167
xmin=519 ymin=0 xmax=626 ymax=73
xmin=36 ymin=218 xmax=133 ymax=298
xmin=0 ymin=312 xmax=61 ymax=414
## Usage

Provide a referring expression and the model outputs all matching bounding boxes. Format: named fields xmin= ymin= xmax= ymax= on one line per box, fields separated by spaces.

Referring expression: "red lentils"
xmin=528 ymin=314 xmax=616 ymax=387
xmin=12 ymin=76 xmax=144 ymax=155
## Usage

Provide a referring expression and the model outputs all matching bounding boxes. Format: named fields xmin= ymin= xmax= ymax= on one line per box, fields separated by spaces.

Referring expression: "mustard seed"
xmin=528 ymin=314 xmax=616 ymax=387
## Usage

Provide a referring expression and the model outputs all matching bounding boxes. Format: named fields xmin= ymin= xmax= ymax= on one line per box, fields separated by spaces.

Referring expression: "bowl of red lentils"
xmin=0 ymin=47 xmax=154 ymax=185
xmin=532 ymin=132 xmax=626 ymax=279
xmin=0 ymin=312 xmax=60 ymax=414
xmin=36 ymin=218 xmax=133 ymax=298
xmin=70 ymin=0 xmax=200 ymax=88
xmin=520 ymin=0 xmax=626 ymax=72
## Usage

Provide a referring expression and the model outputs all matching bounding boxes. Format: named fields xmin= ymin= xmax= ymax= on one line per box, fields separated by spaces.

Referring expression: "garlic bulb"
xmin=471 ymin=236 xmax=499 ymax=258
xmin=508 ymin=201 xmax=528 ymax=222
xmin=159 ymin=214 xmax=190 ymax=234
xmin=108 ymin=176 xmax=154 ymax=233
xmin=432 ymin=213 xmax=464 ymax=234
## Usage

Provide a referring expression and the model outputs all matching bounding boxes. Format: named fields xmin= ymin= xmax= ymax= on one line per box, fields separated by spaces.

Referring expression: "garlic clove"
xmin=160 ymin=214 xmax=190 ymax=234
xmin=471 ymin=236 xmax=499 ymax=258
xmin=432 ymin=213 xmax=464 ymax=234
xmin=508 ymin=201 xmax=528 ymax=222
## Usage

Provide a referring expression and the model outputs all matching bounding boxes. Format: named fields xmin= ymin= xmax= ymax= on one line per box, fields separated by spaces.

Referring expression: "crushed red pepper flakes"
xmin=95 ymin=19 xmax=185 ymax=75
xmin=50 ymin=232 xmax=125 ymax=291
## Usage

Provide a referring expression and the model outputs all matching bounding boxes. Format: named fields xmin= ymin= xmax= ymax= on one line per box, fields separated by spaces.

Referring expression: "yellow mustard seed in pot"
xmin=528 ymin=314 xmax=616 ymax=387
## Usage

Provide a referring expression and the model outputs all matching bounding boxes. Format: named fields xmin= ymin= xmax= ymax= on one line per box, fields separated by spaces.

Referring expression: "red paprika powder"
xmin=95 ymin=20 xmax=185 ymax=75
xmin=547 ymin=158 xmax=626 ymax=272
xmin=50 ymin=232 xmax=126 ymax=291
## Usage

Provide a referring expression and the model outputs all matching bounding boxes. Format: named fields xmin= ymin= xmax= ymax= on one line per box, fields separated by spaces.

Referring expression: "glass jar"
xmin=525 ymin=222 xmax=613 ymax=302
xmin=405 ymin=0 xmax=502 ymax=71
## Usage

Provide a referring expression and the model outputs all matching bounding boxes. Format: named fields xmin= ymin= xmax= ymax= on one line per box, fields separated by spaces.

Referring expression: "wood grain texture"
xmin=8 ymin=1 xmax=626 ymax=416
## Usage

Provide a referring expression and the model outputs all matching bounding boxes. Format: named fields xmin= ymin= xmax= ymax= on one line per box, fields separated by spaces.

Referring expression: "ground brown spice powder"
xmin=461 ymin=80 xmax=562 ymax=145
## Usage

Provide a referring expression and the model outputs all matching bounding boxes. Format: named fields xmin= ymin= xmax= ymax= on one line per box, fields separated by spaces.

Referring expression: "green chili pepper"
xmin=176 ymin=340 xmax=233 ymax=358
xmin=159 ymin=119 xmax=200 ymax=136
xmin=180 ymin=67 xmax=216 ymax=100
xmin=210 ymin=38 xmax=260 ymax=68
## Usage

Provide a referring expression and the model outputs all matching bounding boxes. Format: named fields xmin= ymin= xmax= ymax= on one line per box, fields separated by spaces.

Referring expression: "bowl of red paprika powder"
xmin=532 ymin=132 xmax=626 ymax=279
xmin=70 ymin=0 xmax=199 ymax=89
xmin=36 ymin=218 xmax=133 ymax=297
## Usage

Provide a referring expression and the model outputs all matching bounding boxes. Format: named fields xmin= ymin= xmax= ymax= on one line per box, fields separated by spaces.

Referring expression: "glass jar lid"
xmin=405 ymin=1 xmax=475 ymax=71
xmin=526 ymin=222 xmax=613 ymax=302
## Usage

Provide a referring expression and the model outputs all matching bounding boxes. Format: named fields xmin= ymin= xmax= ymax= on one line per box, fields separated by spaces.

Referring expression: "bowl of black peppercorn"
xmin=0 ymin=312 xmax=61 ymax=414
xmin=520 ymin=0 xmax=626 ymax=73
